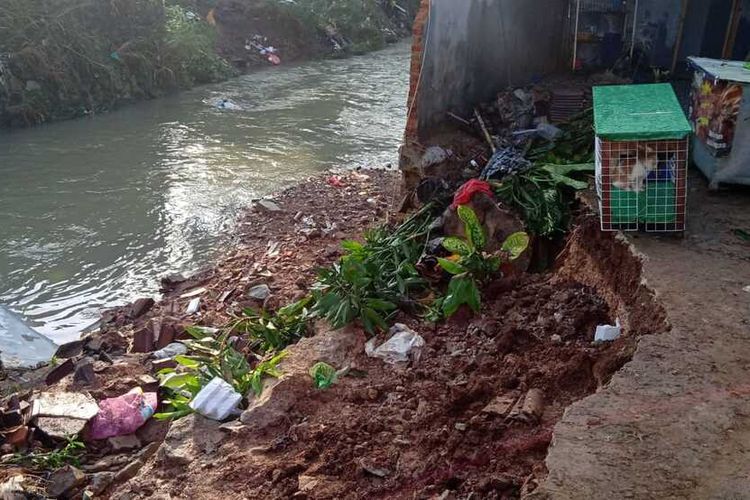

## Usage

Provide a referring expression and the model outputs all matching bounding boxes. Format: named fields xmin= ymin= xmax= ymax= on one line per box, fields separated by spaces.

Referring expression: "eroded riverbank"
xmin=0 ymin=42 xmax=411 ymax=344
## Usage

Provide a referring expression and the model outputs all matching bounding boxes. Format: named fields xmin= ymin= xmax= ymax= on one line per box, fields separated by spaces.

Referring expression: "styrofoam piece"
xmin=189 ymin=377 xmax=242 ymax=421
xmin=595 ymin=319 xmax=622 ymax=342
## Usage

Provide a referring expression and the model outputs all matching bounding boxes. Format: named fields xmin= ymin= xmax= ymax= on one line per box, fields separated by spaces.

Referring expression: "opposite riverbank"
xmin=0 ymin=0 xmax=419 ymax=128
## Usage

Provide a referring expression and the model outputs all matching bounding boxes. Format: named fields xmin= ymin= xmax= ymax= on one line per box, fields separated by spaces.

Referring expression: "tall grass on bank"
xmin=0 ymin=0 xmax=232 ymax=126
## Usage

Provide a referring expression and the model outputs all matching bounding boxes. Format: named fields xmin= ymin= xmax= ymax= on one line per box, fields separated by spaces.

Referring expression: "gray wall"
xmin=416 ymin=0 xmax=568 ymax=133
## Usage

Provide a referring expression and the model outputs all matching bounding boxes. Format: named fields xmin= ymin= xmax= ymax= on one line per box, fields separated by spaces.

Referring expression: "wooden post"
xmin=671 ymin=0 xmax=689 ymax=74
xmin=630 ymin=0 xmax=640 ymax=60
xmin=572 ymin=0 xmax=581 ymax=70
xmin=722 ymin=0 xmax=742 ymax=59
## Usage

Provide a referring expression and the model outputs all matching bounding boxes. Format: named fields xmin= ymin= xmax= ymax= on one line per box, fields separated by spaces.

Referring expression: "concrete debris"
xmin=47 ymin=465 xmax=85 ymax=498
xmin=108 ymin=433 xmax=142 ymax=452
xmin=73 ymin=357 xmax=97 ymax=385
xmin=89 ymin=471 xmax=115 ymax=495
xmin=55 ymin=340 xmax=84 ymax=359
xmin=33 ymin=392 xmax=99 ymax=420
xmin=45 ymin=359 xmax=75 ymax=385
xmin=481 ymin=392 xmax=520 ymax=418
xmin=365 ymin=324 xmax=425 ymax=365
xmin=128 ymin=298 xmax=155 ymax=319
xmin=247 ymin=284 xmax=272 ymax=300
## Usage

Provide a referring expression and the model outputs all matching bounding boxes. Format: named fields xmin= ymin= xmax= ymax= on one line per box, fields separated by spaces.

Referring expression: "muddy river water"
xmin=0 ymin=42 xmax=410 ymax=344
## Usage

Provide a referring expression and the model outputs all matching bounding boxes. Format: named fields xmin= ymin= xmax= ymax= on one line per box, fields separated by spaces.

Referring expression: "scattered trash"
xmin=266 ymin=240 xmax=281 ymax=258
xmin=0 ymin=305 xmax=58 ymax=369
xmin=88 ymin=388 xmax=157 ymax=440
xmin=255 ymin=200 xmax=282 ymax=212
xmin=309 ymin=362 xmax=338 ymax=389
xmin=481 ymin=392 xmax=520 ymax=417
xmin=189 ymin=377 xmax=242 ymax=421
xmin=327 ymin=175 xmax=345 ymax=187
xmin=365 ymin=324 xmax=425 ymax=364
xmin=359 ymin=459 xmax=391 ymax=478
xmin=743 ymin=285 xmax=750 ymax=293
xmin=594 ymin=319 xmax=622 ymax=342
xmin=734 ymin=228 xmax=750 ymax=242
xmin=480 ymin=147 xmax=533 ymax=181
xmin=152 ymin=342 xmax=188 ymax=360
xmin=248 ymin=284 xmax=272 ymax=301
xmin=508 ymin=388 xmax=545 ymax=424
xmin=421 ymin=146 xmax=452 ymax=168
xmin=451 ymin=179 xmax=494 ymax=208
xmin=186 ymin=297 xmax=201 ymax=314
xmin=215 ymin=98 xmax=241 ymax=110
xmin=513 ymin=123 xmax=562 ymax=141
xmin=180 ymin=287 xmax=207 ymax=299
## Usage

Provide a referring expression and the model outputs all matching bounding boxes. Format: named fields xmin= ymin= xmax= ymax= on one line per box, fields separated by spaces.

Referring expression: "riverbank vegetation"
xmin=0 ymin=0 xmax=419 ymax=128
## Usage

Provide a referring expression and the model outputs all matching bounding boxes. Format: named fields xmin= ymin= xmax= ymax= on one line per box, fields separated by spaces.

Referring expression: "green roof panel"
xmin=593 ymin=83 xmax=692 ymax=141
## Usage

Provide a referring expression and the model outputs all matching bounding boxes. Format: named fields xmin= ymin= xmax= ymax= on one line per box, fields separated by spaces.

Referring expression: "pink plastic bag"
xmin=88 ymin=388 xmax=157 ymax=440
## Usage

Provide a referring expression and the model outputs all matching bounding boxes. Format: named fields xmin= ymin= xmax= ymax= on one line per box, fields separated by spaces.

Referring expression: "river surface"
xmin=0 ymin=42 xmax=410 ymax=344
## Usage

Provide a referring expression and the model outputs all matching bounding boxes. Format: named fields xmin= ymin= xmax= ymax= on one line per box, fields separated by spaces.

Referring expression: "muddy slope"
xmin=106 ymin=210 xmax=667 ymax=498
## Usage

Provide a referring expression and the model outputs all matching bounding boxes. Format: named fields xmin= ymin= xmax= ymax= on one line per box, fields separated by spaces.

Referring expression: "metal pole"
xmin=630 ymin=0 xmax=639 ymax=59
xmin=572 ymin=0 xmax=581 ymax=70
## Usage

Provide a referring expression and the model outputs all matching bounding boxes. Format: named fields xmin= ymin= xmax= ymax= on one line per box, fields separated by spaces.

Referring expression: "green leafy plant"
xmin=309 ymin=362 xmax=338 ymax=389
xmin=435 ymin=205 xmax=529 ymax=317
xmin=312 ymin=205 xmax=434 ymax=334
xmin=494 ymin=163 xmax=593 ymax=237
xmin=233 ymin=296 xmax=313 ymax=352
xmin=154 ymin=327 xmax=288 ymax=420
xmin=3 ymin=436 xmax=85 ymax=470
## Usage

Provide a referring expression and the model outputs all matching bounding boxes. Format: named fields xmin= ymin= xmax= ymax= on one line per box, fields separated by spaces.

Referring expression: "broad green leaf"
xmin=501 ymin=232 xmax=530 ymax=261
xmin=173 ymin=355 xmax=201 ymax=369
xmin=160 ymin=372 xmax=200 ymax=390
xmin=437 ymin=257 xmax=466 ymax=275
xmin=442 ymin=237 xmax=471 ymax=256
xmin=465 ymin=278 xmax=482 ymax=312
xmin=365 ymin=298 xmax=397 ymax=312
xmin=457 ymin=205 xmax=486 ymax=250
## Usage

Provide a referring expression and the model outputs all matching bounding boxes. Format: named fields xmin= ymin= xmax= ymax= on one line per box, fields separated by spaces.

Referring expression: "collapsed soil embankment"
xmin=1 ymin=170 xmax=669 ymax=498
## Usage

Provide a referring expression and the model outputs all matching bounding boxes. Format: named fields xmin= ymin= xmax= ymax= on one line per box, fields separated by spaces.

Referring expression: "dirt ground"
xmin=99 ymin=175 xmax=666 ymax=499
xmin=534 ymin=171 xmax=750 ymax=499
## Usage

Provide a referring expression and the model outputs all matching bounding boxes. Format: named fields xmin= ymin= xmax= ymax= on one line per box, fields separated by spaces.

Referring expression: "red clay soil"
xmin=3 ymin=172 xmax=667 ymax=499
xmin=109 ymin=230 xmax=658 ymax=499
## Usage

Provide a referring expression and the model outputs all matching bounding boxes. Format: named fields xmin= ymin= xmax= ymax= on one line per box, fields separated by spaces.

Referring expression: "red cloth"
xmin=451 ymin=179 xmax=493 ymax=208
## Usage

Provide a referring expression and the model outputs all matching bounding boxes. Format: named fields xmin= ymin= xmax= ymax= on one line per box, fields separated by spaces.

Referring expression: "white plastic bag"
xmin=594 ymin=319 xmax=622 ymax=342
xmin=365 ymin=324 xmax=425 ymax=364
xmin=189 ymin=377 xmax=242 ymax=421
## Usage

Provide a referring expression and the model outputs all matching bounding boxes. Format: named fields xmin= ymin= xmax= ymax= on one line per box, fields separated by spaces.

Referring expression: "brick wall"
xmin=404 ymin=0 xmax=430 ymax=143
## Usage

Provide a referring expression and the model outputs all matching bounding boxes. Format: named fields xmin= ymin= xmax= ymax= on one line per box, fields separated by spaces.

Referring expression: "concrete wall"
xmin=413 ymin=0 xmax=568 ymax=134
